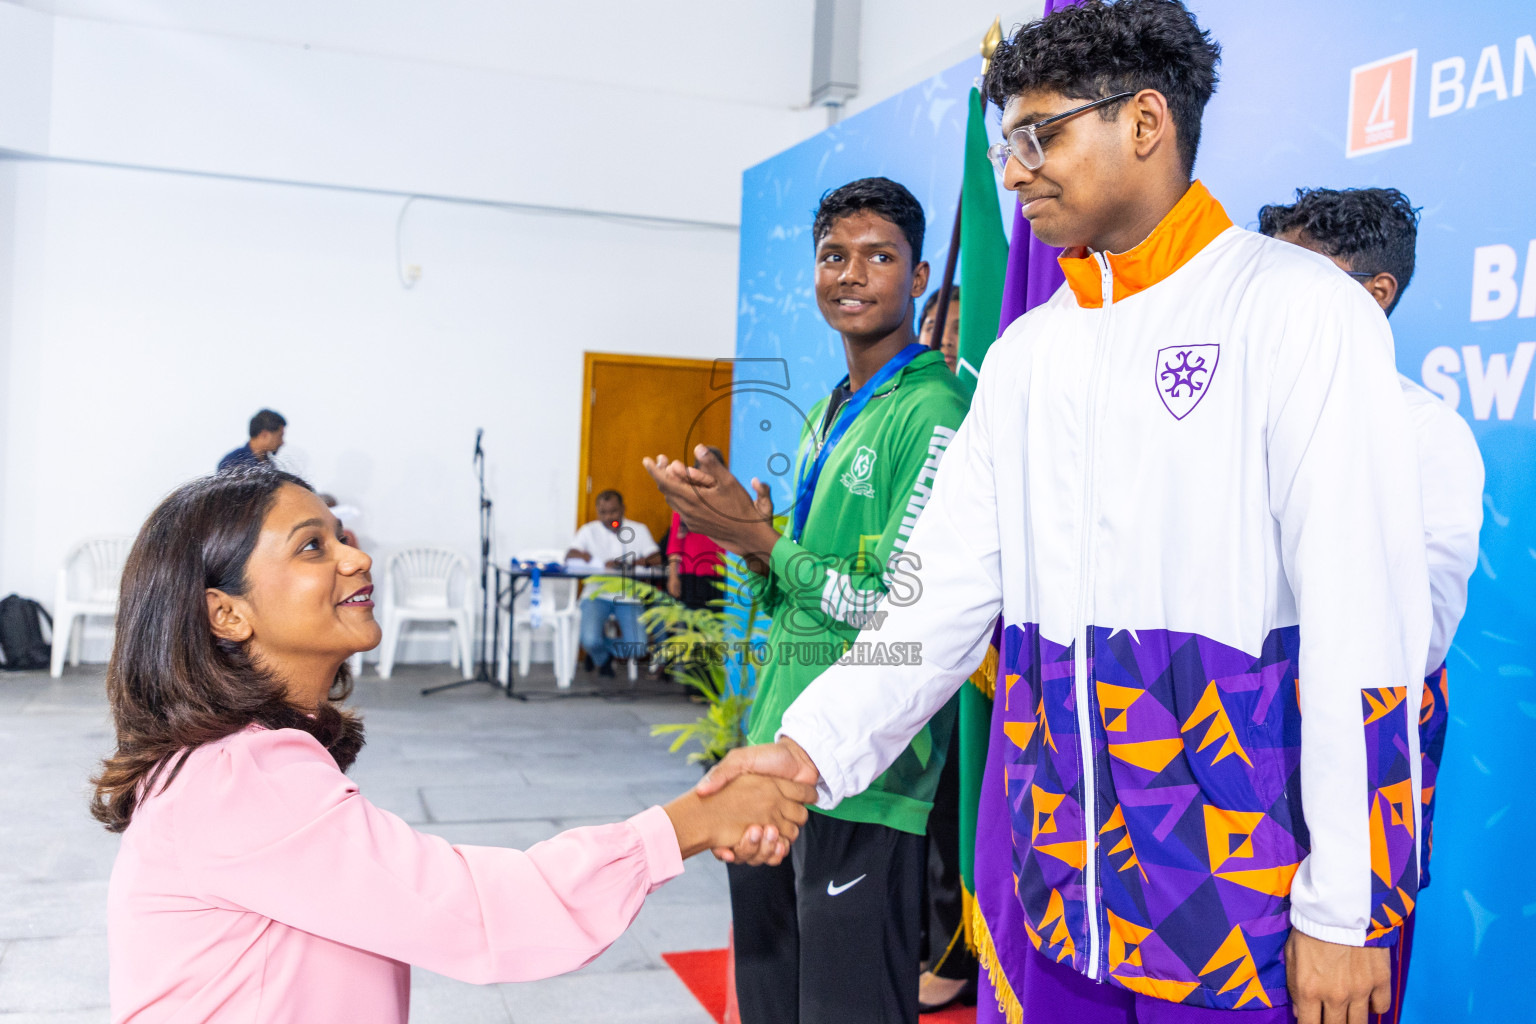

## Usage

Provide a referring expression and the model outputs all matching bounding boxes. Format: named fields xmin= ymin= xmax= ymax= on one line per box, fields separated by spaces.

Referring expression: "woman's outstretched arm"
xmin=170 ymin=728 xmax=809 ymax=984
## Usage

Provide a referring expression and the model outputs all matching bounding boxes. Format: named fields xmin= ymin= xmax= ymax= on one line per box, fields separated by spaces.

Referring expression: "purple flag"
xmin=995 ymin=0 xmax=1080 ymax=334
xmin=975 ymin=5 xmax=1086 ymax=1020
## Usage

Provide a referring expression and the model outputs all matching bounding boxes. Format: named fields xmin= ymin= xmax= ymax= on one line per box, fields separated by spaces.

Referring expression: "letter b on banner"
xmin=1472 ymin=244 xmax=1520 ymax=321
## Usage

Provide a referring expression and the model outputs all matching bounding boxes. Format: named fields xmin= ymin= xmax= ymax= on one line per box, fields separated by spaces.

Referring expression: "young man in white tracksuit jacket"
xmin=1259 ymin=184 xmax=1485 ymax=1017
xmin=695 ymin=4 xmax=1437 ymax=1024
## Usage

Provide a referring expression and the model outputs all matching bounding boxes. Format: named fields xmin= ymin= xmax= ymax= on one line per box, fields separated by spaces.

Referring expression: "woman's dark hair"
xmin=1257 ymin=187 xmax=1421 ymax=315
xmin=984 ymin=0 xmax=1221 ymax=177
xmin=91 ymin=467 xmax=363 ymax=832
xmin=812 ymin=177 xmax=926 ymax=261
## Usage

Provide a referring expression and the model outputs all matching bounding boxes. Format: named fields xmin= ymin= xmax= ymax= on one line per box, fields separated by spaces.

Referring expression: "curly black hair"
xmin=1257 ymin=187 xmax=1422 ymax=315
xmin=984 ymin=0 xmax=1221 ymax=177
xmin=812 ymin=177 xmax=925 ymax=261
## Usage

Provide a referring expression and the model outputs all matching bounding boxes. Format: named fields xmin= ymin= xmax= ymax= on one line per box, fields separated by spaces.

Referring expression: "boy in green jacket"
xmin=646 ymin=177 xmax=970 ymax=1024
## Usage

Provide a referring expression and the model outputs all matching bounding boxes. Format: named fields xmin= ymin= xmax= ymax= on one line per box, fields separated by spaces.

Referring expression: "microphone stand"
xmin=422 ymin=429 xmax=501 ymax=696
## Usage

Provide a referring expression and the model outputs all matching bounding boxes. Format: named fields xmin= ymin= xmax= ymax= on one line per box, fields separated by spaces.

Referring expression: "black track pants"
xmin=728 ymin=812 xmax=925 ymax=1024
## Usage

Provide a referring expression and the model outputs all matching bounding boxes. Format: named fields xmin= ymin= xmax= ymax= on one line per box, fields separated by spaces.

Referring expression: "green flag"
xmin=955 ymin=87 xmax=1009 ymax=387
xmin=952 ymin=86 xmax=1009 ymax=950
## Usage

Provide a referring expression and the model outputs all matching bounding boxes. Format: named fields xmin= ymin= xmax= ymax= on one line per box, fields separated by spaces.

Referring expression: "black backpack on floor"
xmin=0 ymin=595 xmax=53 ymax=671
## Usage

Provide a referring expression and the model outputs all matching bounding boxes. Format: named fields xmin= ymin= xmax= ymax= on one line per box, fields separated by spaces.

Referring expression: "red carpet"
xmin=662 ymin=949 xmax=732 ymax=1023
xmin=662 ymin=947 xmax=976 ymax=1024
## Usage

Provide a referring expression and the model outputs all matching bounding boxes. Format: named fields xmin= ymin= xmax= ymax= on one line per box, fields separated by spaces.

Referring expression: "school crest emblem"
xmin=840 ymin=445 xmax=877 ymax=497
xmin=1156 ymin=344 xmax=1219 ymax=420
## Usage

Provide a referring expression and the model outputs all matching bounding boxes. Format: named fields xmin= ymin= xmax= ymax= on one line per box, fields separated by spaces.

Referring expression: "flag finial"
xmin=980 ymin=17 xmax=1003 ymax=75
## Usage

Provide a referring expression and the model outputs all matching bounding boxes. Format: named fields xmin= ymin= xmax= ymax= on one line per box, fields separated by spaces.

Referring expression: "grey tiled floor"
xmin=0 ymin=665 xmax=725 ymax=1023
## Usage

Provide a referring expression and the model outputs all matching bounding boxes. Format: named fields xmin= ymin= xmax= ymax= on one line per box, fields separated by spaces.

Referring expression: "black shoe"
xmin=598 ymin=661 xmax=615 ymax=678
xmin=582 ymin=653 xmax=595 ymax=673
xmin=917 ymin=973 xmax=977 ymax=1014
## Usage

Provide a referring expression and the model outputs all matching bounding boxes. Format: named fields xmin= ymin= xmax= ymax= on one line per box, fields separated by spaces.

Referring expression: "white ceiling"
xmin=6 ymin=0 xmax=820 ymax=108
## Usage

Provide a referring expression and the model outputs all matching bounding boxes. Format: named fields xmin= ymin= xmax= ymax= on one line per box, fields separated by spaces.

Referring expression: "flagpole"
xmin=927 ymin=18 xmax=1003 ymax=352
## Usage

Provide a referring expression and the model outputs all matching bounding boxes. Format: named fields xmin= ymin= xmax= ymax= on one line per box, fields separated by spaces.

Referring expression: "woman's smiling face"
xmin=208 ymin=483 xmax=379 ymax=706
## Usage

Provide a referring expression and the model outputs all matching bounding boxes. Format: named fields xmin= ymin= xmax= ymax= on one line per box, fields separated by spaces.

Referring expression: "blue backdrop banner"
xmin=734 ymin=5 xmax=1533 ymax=1020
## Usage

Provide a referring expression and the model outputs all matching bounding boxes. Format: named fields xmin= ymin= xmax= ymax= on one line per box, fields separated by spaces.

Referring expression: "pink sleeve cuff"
xmin=629 ymin=805 xmax=685 ymax=889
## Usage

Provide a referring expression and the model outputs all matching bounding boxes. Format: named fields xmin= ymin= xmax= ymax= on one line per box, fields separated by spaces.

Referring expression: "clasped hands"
xmin=661 ymin=739 xmax=819 ymax=866
xmin=692 ymin=738 xmax=822 ymax=865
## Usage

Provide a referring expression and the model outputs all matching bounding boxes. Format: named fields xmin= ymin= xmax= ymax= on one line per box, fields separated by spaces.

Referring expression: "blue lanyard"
xmin=791 ymin=343 xmax=926 ymax=542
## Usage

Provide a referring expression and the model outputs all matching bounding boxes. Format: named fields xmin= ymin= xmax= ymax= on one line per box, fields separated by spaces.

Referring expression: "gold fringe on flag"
xmin=960 ymin=880 xmax=979 ymax=953
xmin=968 ymin=643 xmax=999 ymax=699
xmin=970 ymin=894 xmax=1025 ymax=1024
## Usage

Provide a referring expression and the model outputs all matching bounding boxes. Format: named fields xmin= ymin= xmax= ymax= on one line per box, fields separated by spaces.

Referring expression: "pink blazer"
xmin=107 ymin=725 xmax=683 ymax=1023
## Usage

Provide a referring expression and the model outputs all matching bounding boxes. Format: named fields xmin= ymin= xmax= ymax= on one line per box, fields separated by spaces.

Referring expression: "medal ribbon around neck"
xmin=790 ymin=343 xmax=925 ymax=542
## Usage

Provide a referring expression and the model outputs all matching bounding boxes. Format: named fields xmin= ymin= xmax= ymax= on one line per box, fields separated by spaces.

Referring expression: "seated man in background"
xmin=218 ymin=409 xmax=286 ymax=472
xmin=917 ymin=286 xmax=960 ymax=374
xmin=667 ymin=448 xmax=727 ymax=609
xmin=1258 ymin=185 xmax=1485 ymax=1011
xmin=567 ymin=489 xmax=662 ymax=677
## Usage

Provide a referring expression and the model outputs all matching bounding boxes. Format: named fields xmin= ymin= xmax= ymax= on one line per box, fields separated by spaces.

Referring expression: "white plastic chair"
xmin=51 ymin=537 xmax=132 ymax=678
xmin=377 ymin=547 xmax=474 ymax=680
xmin=505 ymin=549 xmax=580 ymax=689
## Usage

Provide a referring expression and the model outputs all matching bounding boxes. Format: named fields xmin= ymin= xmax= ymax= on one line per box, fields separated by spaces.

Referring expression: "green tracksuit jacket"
xmin=746 ymin=347 xmax=970 ymax=834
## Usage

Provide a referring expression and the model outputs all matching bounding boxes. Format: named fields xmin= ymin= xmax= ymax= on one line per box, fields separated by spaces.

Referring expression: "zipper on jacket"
xmin=1073 ymin=252 xmax=1114 ymax=981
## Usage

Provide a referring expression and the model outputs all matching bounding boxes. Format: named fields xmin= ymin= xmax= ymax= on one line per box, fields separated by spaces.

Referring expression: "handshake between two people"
xmin=641 ymin=446 xmax=823 ymax=865
xmin=660 ymin=738 xmax=822 ymax=865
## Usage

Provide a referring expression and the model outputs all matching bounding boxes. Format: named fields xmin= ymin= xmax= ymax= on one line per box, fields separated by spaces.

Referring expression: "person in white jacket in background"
xmin=1259 ymin=183 xmax=1485 ymax=1015
xmin=678 ymin=4 xmax=1436 ymax=1024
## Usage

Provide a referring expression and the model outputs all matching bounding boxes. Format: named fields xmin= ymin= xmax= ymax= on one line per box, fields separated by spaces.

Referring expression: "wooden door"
xmin=577 ymin=353 xmax=733 ymax=543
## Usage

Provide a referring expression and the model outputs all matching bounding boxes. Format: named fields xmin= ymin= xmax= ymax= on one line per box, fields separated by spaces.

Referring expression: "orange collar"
xmin=1058 ymin=181 xmax=1234 ymax=309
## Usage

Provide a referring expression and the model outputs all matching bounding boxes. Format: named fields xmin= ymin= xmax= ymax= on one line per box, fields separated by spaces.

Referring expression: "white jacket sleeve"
xmin=1268 ymin=284 xmax=1432 ymax=948
xmin=1402 ymin=380 xmax=1484 ymax=675
xmin=778 ymin=358 xmax=1005 ymax=808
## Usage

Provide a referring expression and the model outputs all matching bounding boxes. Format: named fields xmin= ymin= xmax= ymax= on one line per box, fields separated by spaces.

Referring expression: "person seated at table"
xmin=567 ymin=489 xmax=662 ymax=677
xmin=92 ymin=466 xmax=814 ymax=1024
xmin=667 ymin=449 xmax=727 ymax=609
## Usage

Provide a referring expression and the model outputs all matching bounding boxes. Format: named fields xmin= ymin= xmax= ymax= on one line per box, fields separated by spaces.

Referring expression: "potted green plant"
xmin=580 ymin=558 xmax=769 ymax=767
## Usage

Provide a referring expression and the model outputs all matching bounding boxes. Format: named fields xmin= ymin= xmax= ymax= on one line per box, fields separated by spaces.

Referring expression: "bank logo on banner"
xmin=1347 ymin=50 xmax=1418 ymax=157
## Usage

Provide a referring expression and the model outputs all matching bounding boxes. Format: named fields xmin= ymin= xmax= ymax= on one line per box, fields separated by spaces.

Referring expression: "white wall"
xmin=13 ymin=0 xmax=818 ymax=109
xmin=848 ymin=1 xmax=1045 ymax=118
xmin=0 ymin=3 xmax=52 ymax=152
xmin=0 ymin=161 xmax=15 ymax=590
xmin=0 ymin=1 xmax=827 ymax=223
xmin=0 ymin=157 xmax=741 ymax=658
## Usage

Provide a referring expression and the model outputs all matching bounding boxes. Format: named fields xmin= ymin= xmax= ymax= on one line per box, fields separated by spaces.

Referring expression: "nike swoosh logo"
xmin=826 ymin=874 xmax=867 ymax=897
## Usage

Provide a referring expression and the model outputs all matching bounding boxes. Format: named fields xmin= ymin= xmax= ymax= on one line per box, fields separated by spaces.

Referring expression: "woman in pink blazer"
xmin=91 ymin=468 xmax=810 ymax=1023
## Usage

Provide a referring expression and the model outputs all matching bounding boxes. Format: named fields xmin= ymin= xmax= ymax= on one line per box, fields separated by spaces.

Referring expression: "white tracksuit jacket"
xmin=1401 ymin=376 xmax=1483 ymax=675
xmin=780 ymin=182 xmax=1436 ymax=1009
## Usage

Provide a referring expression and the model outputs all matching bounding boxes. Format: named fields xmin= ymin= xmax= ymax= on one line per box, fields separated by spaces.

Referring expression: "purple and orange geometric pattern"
xmin=997 ymin=622 xmax=1312 ymax=1009
xmin=1362 ymin=685 xmax=1418 ymax=945
xmin=1418 ymin=663 xmax=1449 ymax=888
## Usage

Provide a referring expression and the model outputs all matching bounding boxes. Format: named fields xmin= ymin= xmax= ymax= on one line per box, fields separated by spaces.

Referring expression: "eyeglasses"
xmin=987 ymin=91 xmax=1137 ymax=173
xmin=1344 ymin=270 xmax=1378 ymax=281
